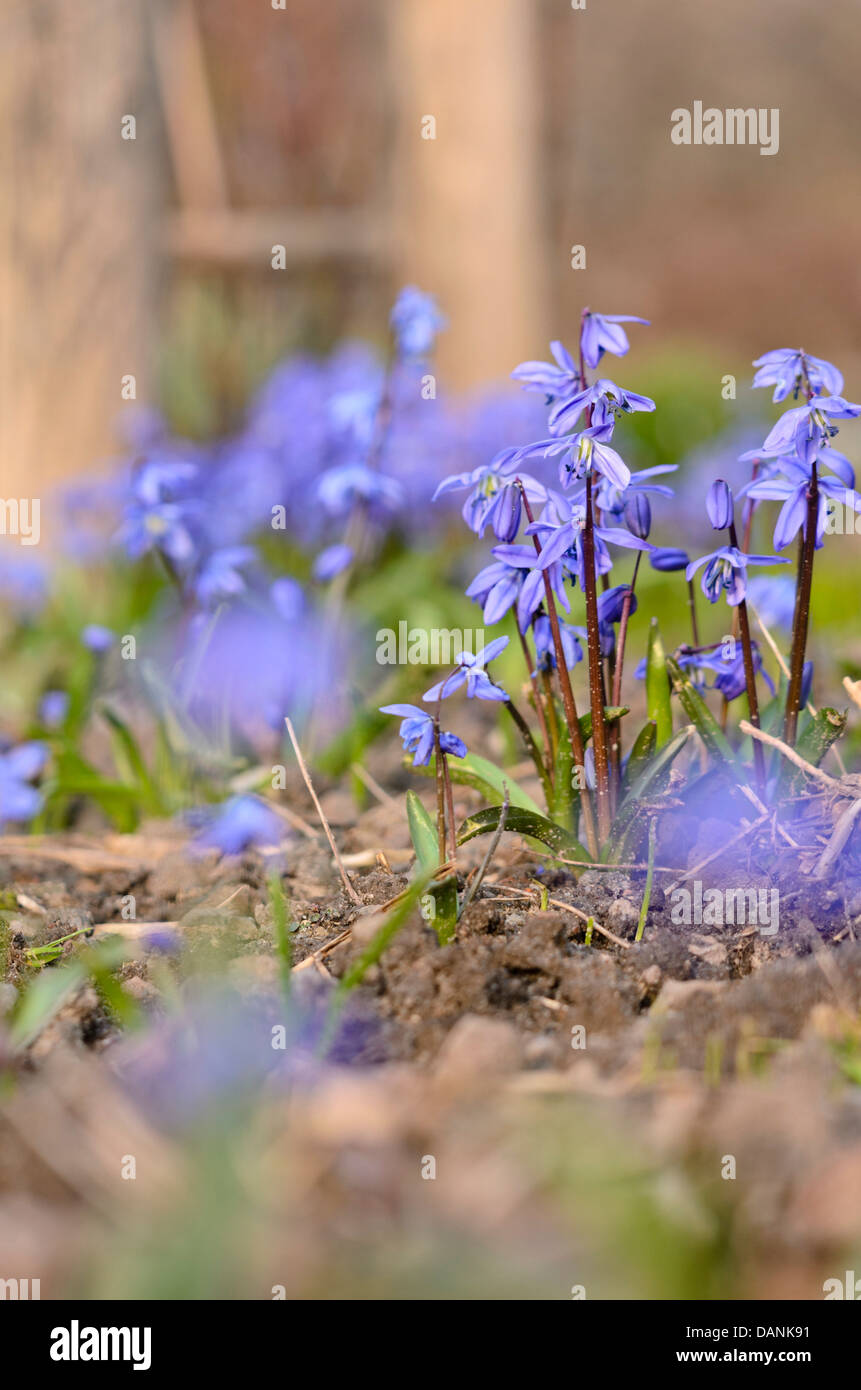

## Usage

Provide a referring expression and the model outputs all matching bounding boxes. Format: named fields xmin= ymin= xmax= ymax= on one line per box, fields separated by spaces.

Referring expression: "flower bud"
xmin=706 ymin=479 xmax=734 ymax=530
xmin=649 ymin=546 xmax=689 ymax=572
xmin=624 ymin=492 xmax=652 ymax=540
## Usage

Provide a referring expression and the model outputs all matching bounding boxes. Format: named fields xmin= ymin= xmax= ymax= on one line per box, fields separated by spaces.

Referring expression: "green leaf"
xmin=778 ymin=707 xmax=847 ymax=795
xmin=42 ymin=749 xmax=143 ymax=831
xmin=666 ymin=656 xmax=737 ymax=765
xmin=100 ymin=703 xmax=164 ymax=814
xmin=579 ymin=707 xmax=629 ymax=741
xmin=457 ymin=805 xmax=591 ymax=861
xmin=624 ymin=720 xmax=657 ymax=787
xmin=604 ymin=724 xmax=694 ymax=862
xmin=424 ymin=874 xmax=459 ymax=945
xmin=413 ymin=752 xmax=543 ymax=815
xmin=646 ymin=620 xmax=673 ymax=747
xmin=406 ymin=789 xmax=439 ymax=872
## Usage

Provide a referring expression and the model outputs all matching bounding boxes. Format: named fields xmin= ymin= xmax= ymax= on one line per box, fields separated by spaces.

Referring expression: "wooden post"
xmin=389 ymin=0 xmax=546 ymax=387
xmin=0 ymin=1 xmax=160 ymax=503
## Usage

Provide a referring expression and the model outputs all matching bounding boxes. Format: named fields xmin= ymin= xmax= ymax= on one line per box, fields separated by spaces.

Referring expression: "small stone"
xmin=433 ymin=1014 xmax=522 ymax=1085
xmin=606 ymin=898 xmax=640 ymax=935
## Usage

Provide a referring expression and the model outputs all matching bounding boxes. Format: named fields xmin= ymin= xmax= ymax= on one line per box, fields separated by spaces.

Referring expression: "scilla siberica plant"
xmin=382 ymin=316 xmax=858 ymax=895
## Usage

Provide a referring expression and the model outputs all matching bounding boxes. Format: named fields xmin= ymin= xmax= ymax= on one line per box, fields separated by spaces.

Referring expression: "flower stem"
xmin=583 ymin=470 xmax=612 ymax=842
xmin=517 ymin=480 xmax=598 ymax=858
xmin=784 ymin=462 xmax=818 ymax=746
xmin=433 ymin=716 xmax=447 ymax=865
xmin=686 ymin=578 xmax=700 ymax=647
xmin=515 ymin=624 xmax=553 ymax=788
xmin=728 ymin=521 xmax=765 ymax=789
xmin=611 ymin=550 xmax=643 ymax=708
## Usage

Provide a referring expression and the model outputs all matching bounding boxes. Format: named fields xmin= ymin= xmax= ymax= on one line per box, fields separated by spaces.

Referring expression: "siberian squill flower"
xmin=190 ymin=795 xmax=284 ymax=857
xmin=573 ymin=586 xmax=640 ymax=659
xmin=745 ymin=575 xmax=796 ymax=629
xmin=193 ymin=547 xmax=256 ymax=607
xmin=488 ymin=541 xmax=573 ymax=632
xmin=756 ymin=396 xmax=861 ymax=468
xmin=390 ymin=286 xmax=447 ymax=360
xmin=0 ymin=742 xmax=47 ymax=827
xmin=595 ymin=464 xmax=677 ymax=520
xmin=547 ymin=378 xmax=655 ymax=435
xmin=580 ymin=312 xmax=649 ymax=370
xmin=312 ymin=544 xmax=354 ymax=582
xmin=649 ymin=547 xmax=690 ymax=572
xmin=379 ymin=705 xmax=467 ymax=767
xmin=744 ymin=459 xmax=861 ymax=550
xmin=515 ymin=422 xmax=631 ymax=492
xmin=624 ymin=492 xmax=651 ymax=540
xmin=117 ymin=498 xmax=198 ymax=568
xmin=38 ymin=690 xmax=69 ymax=729
xmin=752 ymin=349 xmax=844 ymax=403
xmin=81 ymin=624 xmax=115 ymax=652
xmin=423 ymin=636 xmax=510 ymax=703
xmin=528 ymin=492 xmax=651 ymax=579
xmin=316 ymin=463 xmax=404 ymax=518
xmin=511 ymin=341 xmax=581 ymax=403
xmin=432 ymin=450 xmax=546 ymax=539
xmin=466 ymin=552 xmax=529 ymax=625
xmin=686 ymin=545 xmax=788 ymax=606
xmin=532 ymin=615 xmax=582 ymax=674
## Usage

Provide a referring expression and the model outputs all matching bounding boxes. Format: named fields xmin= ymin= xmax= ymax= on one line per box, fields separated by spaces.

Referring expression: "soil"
xmin=2 ymin=759 xmax=861 ymax=1299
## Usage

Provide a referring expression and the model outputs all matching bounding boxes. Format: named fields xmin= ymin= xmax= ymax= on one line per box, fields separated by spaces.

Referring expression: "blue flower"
xmin=316 ymin=463 xmax=403 ymax=518
xmin=528 ymin=493 xmax=651 ymax=585
xmin=433 ymin=450 xmax=546 ymax=538
xmin=624 ymin=493 xmax=651 ymax=540
xmin=573 ymin=586 xmax=639 ymax=658
xmin=38 ymin=690 xmax=69 ymax=729
xmin=711 ymin=644 xmax=775 ymax=702
xmin=193 ymin=547 xmax=255 ymax=606
xmin=752 ymin=349 xmax=844 ymax=403
xmin=379 ymin=705 xmax=467 ymax=767
xmin=390 ymin=286 xmax=446 ymax=359
xmin=580 ymin=312 xmax=649 ymax=370
xmin=686 ymin=545 xmax=789 ymax=606
xmin=490 ymin=541 xmax=573 ymax=632
xmin=466 ymin=552 xmax=529 ymax=625
xmin=744 ymin=575 xmax=796 ymax=629
xmin=745 ymin=460 xmax=861 ymax=550
xmin=758 ymin=396 xmax=861 ymax=467
xmin=312 ymin=544 xmax=354 ymax=582
xmin=81 ymin=624 xmax=115 ymax=653
xmin=423 ymin=636 xmax=510 ymax=703
xmin=515 ymin=422 xmax=632 ymax=492
xmin=0 ymin=742 xmax=47 ymax=826
xmin=532 ymin=615 xmax=582 ymax=674
xmin=190 ymin=795 xmax=284 ymax=857
xmin=117 ymin=498 xmax=198 ymax=569
xmin=511 ymin=341 xmax=581 ymax=402
xmin=548 ymin=378 xmax=655 ymax=435
xmin=706 ymin=479 xmax=734 ymax=530
xmin=649 ymin=546 xmax=690 ymax=572
xmin=594 ymin=464 xmax=677 ymax=520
